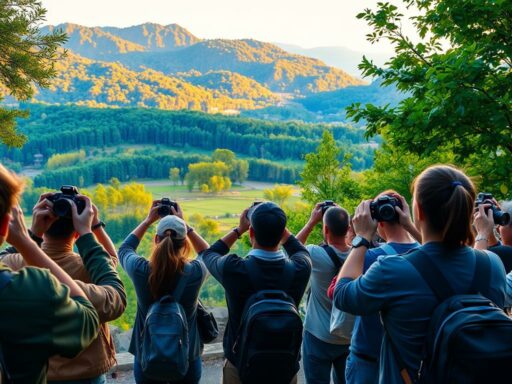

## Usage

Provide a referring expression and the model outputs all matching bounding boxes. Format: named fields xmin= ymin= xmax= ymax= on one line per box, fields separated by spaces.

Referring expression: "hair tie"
xmin=451 ymin=181 xmax=463 ymax=189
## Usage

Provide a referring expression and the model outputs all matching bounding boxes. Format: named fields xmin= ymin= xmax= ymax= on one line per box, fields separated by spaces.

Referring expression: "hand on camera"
xmin=70 ymin=195 xmax=94 ymax=236
xmin=7 ymin=205 xmax=31 ymax=249
xmin=31 ymin=193 xmax=58 ymax=237
xmin=474 ymin=203 xmax=494 ymax=238
xmin=238 ymin=208 xmax=250 ymax=234
xmin=394 ymin=194 xmax=414 ymax=230
xmin=353 ymin=200 xmax=377 ymax=242
xmin=144 ymin=200 xmax=161 ymax=226
xmin=308 ymin=203 xmax=324 ymax=226
xmin=171 ymin=202 xmax=184 ymax=220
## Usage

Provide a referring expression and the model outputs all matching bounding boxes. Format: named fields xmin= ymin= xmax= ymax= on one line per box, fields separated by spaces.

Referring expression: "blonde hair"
xmin=148 ymin=230 xmax=192 ymax=299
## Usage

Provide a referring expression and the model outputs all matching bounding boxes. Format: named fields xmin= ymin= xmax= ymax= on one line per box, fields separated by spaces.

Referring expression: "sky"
xmin=40 ymin=0 xmax=395 ymax=54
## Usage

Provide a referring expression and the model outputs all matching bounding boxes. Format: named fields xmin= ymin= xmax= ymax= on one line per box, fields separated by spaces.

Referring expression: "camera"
xmin=320 ymin=200 xmax=335 ymax=214
xmin=158 ymin=198 xmax=178 ymax=217
xmin=247 ymin=201 xmax=263 ymax=219
xmin=48 ymin=186 xmax=86 ymax=218
xmin=370 ymin=195 xmax=402 ymax=222
xmin=475 ymin=193 xmax=510 ymax=226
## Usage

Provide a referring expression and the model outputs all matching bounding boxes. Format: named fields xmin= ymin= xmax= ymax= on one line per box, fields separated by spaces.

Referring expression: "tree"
xmin=299 ymin=131 xmax=362 ymax=211
xmin=347 ymin=0 xmax=512 ymax=196
xmin=208 ymin=175 xmax=232 ymax=193
xmin=263 ymin=184 xmax=294 ymax=206
xmin=169 ymin=167 xmax=180 ymax=186
xmin=0 ymin=0 xmax=67 ymax=147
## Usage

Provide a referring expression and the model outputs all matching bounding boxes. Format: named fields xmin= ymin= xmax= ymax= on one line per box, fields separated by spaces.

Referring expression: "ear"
xmin=413 ymin=198 xmax=425 ymax=221
xmin=379 ymin=222 xmax=385 ymax=228
xmin=249 ymin=227 xmax=255 ymax=245
xmin=154 ymin=234 xmax=160 ymax=244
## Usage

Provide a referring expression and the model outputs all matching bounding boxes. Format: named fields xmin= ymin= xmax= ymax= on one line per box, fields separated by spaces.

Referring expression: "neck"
xmin=42 ymin=237 xmax=74 ymax=253
xmin=326 ymin=237 xmax=350 ymax=252
xmin=253 ymin=244 xmax=280 ymax=252
xmin=384 ymin=228 xmax=416 ymax=244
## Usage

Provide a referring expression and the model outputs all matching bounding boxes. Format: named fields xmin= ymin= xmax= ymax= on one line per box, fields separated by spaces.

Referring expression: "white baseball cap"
xmin=156 ymin=215 xmax=187 ymax=240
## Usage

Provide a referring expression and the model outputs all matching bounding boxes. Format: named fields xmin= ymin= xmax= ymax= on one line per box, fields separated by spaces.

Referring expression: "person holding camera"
xmin=338 ymin=191 xmax=418 ymax=384
xmin=296 ymin=202 xmax=352 ymax=384
xmin=118 ymin=200 xmax=209 ymax=384
xmin=334 ymin=165 xmax=507 ymax=383
xmin=202 ymin=202 xmax=311 ymax=384
xmin=0 ymin=187 xmax=126 ymax=384
xmin=0 ymin=165 xmax=100 ymax=383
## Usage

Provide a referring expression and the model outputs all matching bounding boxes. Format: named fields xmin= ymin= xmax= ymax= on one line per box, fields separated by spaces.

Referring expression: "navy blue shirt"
xmin=202 ymin=235 xmax=311 ymax=365
xmin=350 ymin=242 xmax=419 ymax=360
xmin=334 ymin=243 xmax=506 ymax=384
xmin=119 ymin=234 xmax=208 ymax=362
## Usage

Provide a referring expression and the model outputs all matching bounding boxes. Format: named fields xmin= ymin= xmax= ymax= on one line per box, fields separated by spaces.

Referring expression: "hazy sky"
xmin=41 ymin=0 xmax=394 ymax=53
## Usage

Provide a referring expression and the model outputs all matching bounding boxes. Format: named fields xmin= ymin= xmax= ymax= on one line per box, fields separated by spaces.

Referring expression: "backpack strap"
xmin=404 ymin=249 xmax=455 ymax=301
xmin=172 ymin=263 xmax=193 ymax=302
xmin=470 ymin=250 xmax=491 ymax=295
xmin=246 ymin=257 xmax=295 ymax=291
xmin=321 ymin=244 xmax=342 ymax=271
xmin=380 ymin=243 xmax=398 ymax=256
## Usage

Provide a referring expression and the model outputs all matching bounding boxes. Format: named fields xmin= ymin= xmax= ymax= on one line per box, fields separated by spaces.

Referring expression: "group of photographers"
xmin=2 ymin=162 xmax=512 ymax=384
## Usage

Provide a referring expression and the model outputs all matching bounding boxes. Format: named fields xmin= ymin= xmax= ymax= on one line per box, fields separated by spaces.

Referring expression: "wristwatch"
xmin=92 ymin=221 xmax=106 ymax=231
xmin=232 ymin=227 xmax=242 ymax=239
xmin=352 ymin=235 xmax=371 ymax=249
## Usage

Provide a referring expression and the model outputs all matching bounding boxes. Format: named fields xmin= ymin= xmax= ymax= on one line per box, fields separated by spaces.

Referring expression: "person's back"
xmin=296 ymin=204 xmax=352 ymax=384
xmin=1 ymin=191 xmax=126 ymax=382
xmin=334 ymin=165 xmax=507 ymax=384
xmin=0 ymin=165 xmax=100 ymax=383
xmin=119 ymin=202 xmax=209 ymax=384
xmin=202 ymin=202 xmax=311 ymax=384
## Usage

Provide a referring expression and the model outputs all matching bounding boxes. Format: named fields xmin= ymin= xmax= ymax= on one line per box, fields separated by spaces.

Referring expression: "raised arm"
xmin=91 ymin=203 xmax=118 ymax=264
xmin=6 ymin=205 xmax=88 ymax=299
xmin=296 ymin=203 xmax=323 ymax=245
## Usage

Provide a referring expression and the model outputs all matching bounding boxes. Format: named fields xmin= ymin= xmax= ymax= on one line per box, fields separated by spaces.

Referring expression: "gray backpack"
xmin=140 ymin=264 xmax=192 ymax=381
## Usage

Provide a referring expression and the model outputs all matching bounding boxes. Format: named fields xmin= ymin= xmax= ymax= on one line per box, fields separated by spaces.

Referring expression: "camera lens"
xmin=53 ymin=199 xmax=72 ymax=218
xmin=158 ymin=205 xmax=171 ymax=217
xmin=379 ymin=204 xmax=396 ymax=222
xmin=493 ymin=207 xmax=510 ymax=226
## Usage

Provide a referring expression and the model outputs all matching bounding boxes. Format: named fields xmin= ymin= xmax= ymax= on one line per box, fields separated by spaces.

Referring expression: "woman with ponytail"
xmin=333 ymin=165 xmax=507 ymax=383
xmin=119 ymin=200 xmax=209 ymax=384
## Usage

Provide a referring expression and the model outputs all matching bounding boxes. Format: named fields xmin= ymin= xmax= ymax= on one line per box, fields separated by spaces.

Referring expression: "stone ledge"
xmin=112 ymin=342 xmax=224 ymax=372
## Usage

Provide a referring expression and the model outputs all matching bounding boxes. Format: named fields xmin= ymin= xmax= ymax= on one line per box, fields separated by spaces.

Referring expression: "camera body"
xmin=247 ymin=201 xmax=263 ymax=219
xmin=320 ymin=200 xmax=335 ymax=214
xmin=370 ymin=195 xmax=402 ymax=222
xmin=48 ymin=185 xmax=86 ymax=218
xmin=475 ymin=193 xmax=510 ymax=226
xmin=158 ymin=198 xmax=178 ymax=217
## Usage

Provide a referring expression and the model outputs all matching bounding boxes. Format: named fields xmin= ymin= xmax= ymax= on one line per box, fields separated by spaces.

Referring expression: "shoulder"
xmin=8 ymin=266 xmax=65 ymax=302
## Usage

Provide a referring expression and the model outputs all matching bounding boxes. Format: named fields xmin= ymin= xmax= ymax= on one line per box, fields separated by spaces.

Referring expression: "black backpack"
xmin=392 ymin=249 xmax=512 ymax=384
xmin=234 ymin=259 xmax=303 ymax=384
xmin=0 ymin=271 xmax=13 ymax=384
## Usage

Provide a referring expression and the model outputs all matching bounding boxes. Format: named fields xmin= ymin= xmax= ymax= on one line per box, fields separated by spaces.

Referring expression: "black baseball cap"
xmin=250 ymin=202 xmax=287 ymax=247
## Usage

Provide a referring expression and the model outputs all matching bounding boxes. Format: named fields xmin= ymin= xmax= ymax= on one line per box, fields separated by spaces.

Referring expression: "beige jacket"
xmin=1 ymin=242 xmax=126 ymax=380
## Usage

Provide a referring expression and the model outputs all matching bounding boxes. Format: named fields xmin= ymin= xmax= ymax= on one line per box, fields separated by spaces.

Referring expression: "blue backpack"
xmin=140 ymin=264 xmax=192 ymax=381
xmin=392 ymin=249 xmax=512 ymax=384
xmin=234 ymin=259 xmax=303 ymax=384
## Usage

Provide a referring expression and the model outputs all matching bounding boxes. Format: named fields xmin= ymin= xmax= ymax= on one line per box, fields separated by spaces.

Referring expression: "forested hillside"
xmin=1 ymin=104 xmax=375 ymax=186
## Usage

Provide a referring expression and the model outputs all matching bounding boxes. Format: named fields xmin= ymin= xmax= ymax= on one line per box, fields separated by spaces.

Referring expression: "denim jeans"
xmin=133 ymin=358 xmax=201 ymax=384
xmin=302 ymin=331 xmax=350 ymax=384
xmin=48 ymin=374 xmax=106 ymax=384
xmin=345 ymin=352 xmax=379 ymax=384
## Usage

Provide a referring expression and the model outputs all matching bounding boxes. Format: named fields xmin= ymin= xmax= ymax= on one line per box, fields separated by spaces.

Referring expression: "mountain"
xmin=42 ymin=23 xmax=365 ymax=94
xmin=276 ymin=43 xmax=390 ymax=77
xmin=41 ymin=23 xmax=200 ymax=58
xmin=31 ymin=51 xmax=278 ymax=111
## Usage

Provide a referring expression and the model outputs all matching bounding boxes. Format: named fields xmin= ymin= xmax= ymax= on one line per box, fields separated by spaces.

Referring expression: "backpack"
xmin=140 ymin=264 xmax=192 ymax=381
xmin=234 ymin=258 xmax=303 ymax=384
xmin=0 ymin=271 xmax=13 ymax=384
xmin=196 ymin=299 xmax=219 ymax=344
xmin=322 ymin=245 xmax=354 ymax=340
xmin=393 ymin=249 xmax=512 ymax=384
